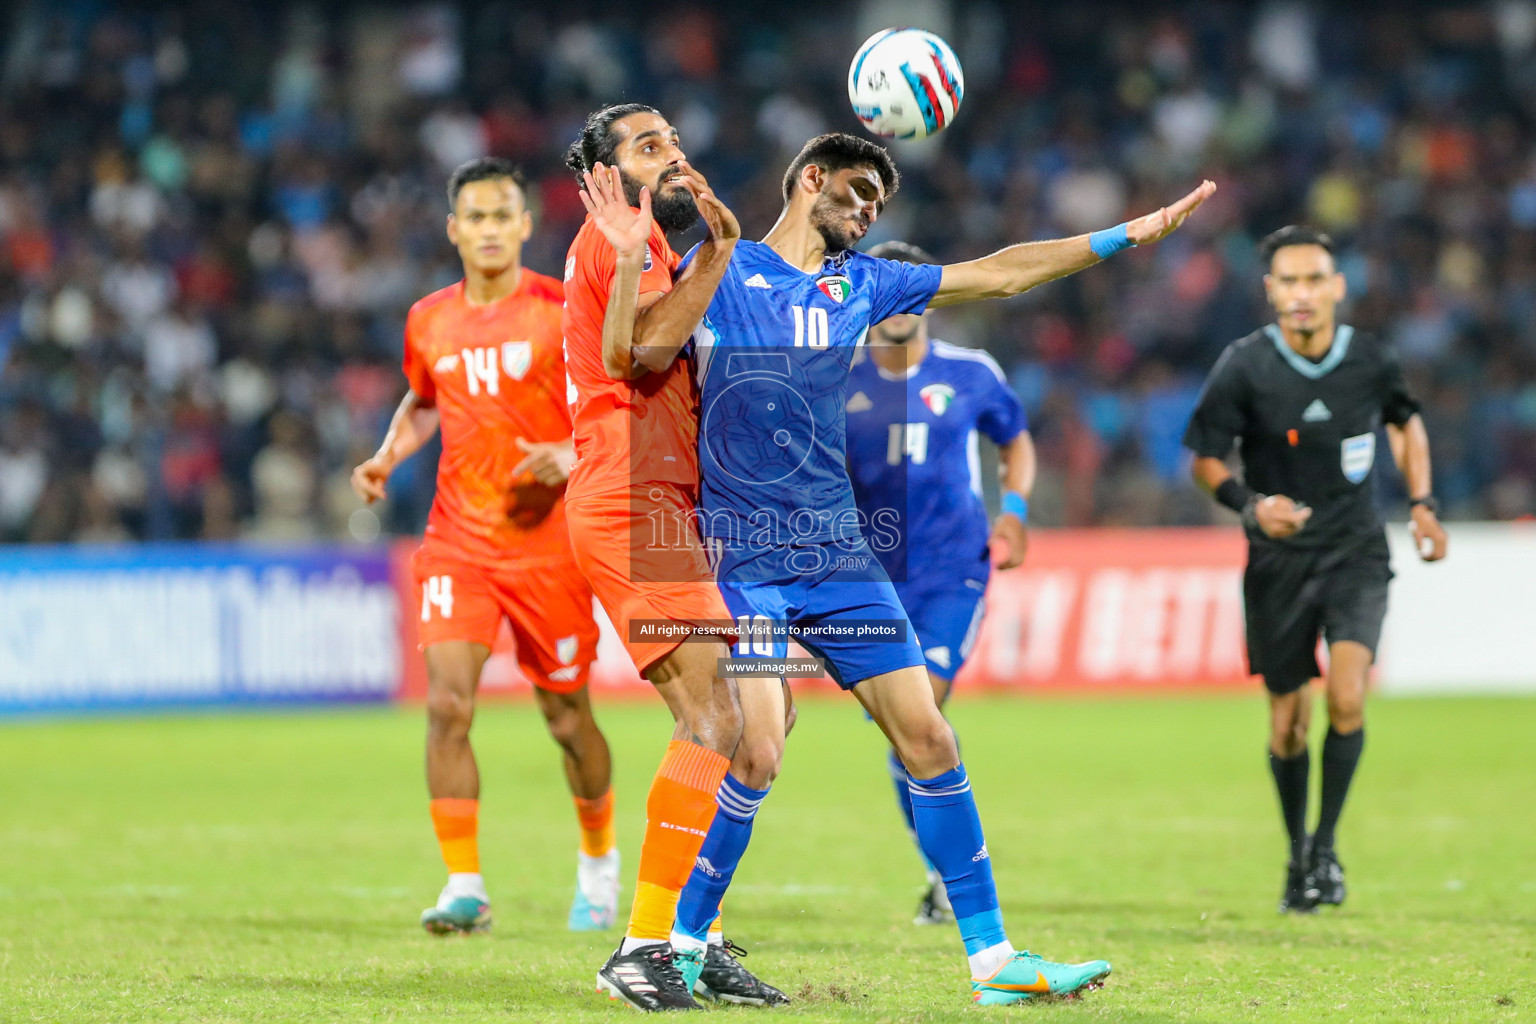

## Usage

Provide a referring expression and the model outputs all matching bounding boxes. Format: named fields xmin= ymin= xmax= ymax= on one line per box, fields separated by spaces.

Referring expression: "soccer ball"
xmin=847 ymin=28 xmax=964 ymax=140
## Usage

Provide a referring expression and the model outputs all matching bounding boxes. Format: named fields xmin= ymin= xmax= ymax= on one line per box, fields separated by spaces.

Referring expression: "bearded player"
xmin=351 ymin=158 xmax=617 ymax=936
xmin=562 ymin=105 xmax=785 ymax=1010
xmin=591 ymin=132 xmax=1213 ymax=1006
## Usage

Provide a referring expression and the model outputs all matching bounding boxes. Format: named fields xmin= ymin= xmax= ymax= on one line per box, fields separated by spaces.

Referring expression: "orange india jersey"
xmin=561 ymin=214 xmax=701 ymax=499
xmin=403 ymin=271 xmax=574 ymax=565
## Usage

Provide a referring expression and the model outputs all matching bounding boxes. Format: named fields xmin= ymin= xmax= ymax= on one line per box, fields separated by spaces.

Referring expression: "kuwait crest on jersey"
xmin=816 ymin=274 xmax=851 ymax=303
xmin=920 ymin=383 xmax=956 ymax=415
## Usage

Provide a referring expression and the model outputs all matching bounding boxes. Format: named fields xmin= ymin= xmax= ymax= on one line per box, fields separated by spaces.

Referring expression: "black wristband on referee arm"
xmin=1214 ymin=477 xmax=1255 ymax=513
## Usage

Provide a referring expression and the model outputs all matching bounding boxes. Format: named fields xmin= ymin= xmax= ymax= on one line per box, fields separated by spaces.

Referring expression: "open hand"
xmin=1127 ymin=179 xmax=1217 ymax=246
xmin=675 ymin=161 xmax=740 ymax=243
xmin=579 ymin=162 xmax=652 ymax=262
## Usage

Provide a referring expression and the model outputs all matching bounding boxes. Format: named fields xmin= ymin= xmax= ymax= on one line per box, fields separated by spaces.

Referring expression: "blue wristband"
xmin=1001 ymin=492 xmax=1029 ymax=521
xmin=1089 ymin=222 xmax=1132 ymax=259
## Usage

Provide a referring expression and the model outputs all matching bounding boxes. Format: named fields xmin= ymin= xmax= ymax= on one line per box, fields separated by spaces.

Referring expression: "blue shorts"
xmin=893 ymin=577 xmax=988 ymax=684
xmin=715 ymin=540 xmax=925 ymax=689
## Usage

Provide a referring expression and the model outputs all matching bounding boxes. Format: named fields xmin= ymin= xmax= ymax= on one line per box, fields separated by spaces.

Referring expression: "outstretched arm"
xmin=929 ymin=180 xmax=1217 ymax=308
xmin=350 ymin=390 xmax=440 ymax=503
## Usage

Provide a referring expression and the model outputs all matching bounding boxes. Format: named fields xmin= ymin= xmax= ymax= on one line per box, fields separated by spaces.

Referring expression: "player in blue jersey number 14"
xmin=591 ymin=131 xmax=1214 ymax=1007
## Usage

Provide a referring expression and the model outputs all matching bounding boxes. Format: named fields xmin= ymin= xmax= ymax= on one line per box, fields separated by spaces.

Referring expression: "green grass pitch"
xmin=2 ymin=693 xmax=1532 ymax=1023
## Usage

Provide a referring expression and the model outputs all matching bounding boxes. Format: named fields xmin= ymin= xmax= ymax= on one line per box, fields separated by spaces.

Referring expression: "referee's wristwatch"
xmin=1239 ymin=494 xmax=1264 ymax=530
xmin=1408 ymin=495 xmax=1439 ymax=514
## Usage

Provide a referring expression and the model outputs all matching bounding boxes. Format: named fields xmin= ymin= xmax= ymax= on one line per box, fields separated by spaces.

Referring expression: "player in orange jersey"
xmin=351 ymin=158 xmax=618 ymax=936
xmin=561 ymin=104 xmax=786 ymax=1010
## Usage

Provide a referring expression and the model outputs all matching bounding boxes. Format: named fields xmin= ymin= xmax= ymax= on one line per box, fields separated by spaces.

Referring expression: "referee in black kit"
xmin=1183 ymin=226 xmax=1448 ymax=913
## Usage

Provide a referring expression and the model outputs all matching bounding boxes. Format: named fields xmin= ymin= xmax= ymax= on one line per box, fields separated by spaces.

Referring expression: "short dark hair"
xmin=1259 ymin=225 xmax=1335 ymax=266
xmin=565 ymin=103 xmax=661 ymax=181
xmin=866 ymin=240 xmax=935 ymax=264
xmin=781 ymin=133 xmax=899 ymax=205
xmin=447 ymin=158 xmax=526 ymax=209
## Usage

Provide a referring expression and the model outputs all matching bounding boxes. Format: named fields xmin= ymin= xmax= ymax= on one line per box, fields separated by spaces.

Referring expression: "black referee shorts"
xmin=1243 ymin=533 xmax=1393 ymax=696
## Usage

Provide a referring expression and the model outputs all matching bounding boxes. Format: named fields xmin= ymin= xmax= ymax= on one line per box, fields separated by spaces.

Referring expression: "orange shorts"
xmin=411 ymin=541 xmax=599 ymax=694
xmin=565 ymin=482 xmax=733 ymax=675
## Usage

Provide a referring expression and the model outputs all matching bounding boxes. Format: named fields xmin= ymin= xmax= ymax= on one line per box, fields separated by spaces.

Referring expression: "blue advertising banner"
xmin=0 ymin=544 xmax=400 ymax=714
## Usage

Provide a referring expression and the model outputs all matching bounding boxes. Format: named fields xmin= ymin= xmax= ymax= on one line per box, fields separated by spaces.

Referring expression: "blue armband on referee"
xmin=1001 ymin=492 xmax=1029 ymax=522
xmin=1089 ymin=222 xmax=1132 ymax=260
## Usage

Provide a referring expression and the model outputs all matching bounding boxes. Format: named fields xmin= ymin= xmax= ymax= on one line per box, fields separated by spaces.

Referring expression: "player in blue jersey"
xmin=588 ymin=131 xmax=1213 ymax=1007
xmin=844 ymin=239 xmax=1037 ymax=928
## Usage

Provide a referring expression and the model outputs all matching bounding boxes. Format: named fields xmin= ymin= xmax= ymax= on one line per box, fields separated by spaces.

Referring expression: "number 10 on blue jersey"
xmin=792 ymin=305 xmax=829 ymax=348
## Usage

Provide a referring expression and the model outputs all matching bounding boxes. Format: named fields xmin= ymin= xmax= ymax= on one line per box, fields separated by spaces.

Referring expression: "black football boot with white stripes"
xmin=596 ymin=942 xmax=701 ymax=1011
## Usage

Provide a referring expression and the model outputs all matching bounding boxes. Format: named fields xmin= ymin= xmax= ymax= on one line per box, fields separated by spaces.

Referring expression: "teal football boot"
xmin=971 ymin=950 xmax=1111 ymax=1005
xmin=673 ymin=946 xmax=707 ymax=1001
xmin=420 ymin=888 xmax=492 ymax=935
xmin=568 ymin=885 xmax=617 ymax=931
xmin=568 ymin=852 xmax=620 ymax=931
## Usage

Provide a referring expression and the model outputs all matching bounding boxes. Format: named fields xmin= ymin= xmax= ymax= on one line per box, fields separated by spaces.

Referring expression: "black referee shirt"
xmin=1183 ymin=324 xmax=1420 ymax=550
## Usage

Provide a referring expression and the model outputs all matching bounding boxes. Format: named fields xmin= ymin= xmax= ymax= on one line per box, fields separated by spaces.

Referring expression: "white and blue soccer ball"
xmin=847 ymin=28 xmax=964 ymax=140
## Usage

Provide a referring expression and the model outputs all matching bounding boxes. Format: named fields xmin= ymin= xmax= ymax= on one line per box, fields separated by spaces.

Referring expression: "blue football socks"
xmin=674 ymin=773 xmax=769 ymax=942
xmin=889 ymin=748 xmax=936 ymax=870
xmin=908 ymin=764 xmax=1007 ymax=955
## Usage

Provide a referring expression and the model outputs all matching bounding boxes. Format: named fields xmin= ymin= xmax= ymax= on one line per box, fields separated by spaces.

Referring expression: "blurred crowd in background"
xmin=3 ymin=0 xmax=1536 ymax=544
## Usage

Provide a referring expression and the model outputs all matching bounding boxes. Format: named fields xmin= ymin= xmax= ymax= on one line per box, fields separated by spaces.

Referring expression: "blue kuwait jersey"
xmin=846 ymin=340 xmax=1027 ymax=586
xmin=687 ymin=240 xmax=942 ymax=570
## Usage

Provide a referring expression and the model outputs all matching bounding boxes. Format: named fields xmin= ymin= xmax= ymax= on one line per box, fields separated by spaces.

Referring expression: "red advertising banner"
xmin=392 ymin=528 xmax=1254 ymax=700
xmin=956 ymin=529 xmax=1250 ymax=691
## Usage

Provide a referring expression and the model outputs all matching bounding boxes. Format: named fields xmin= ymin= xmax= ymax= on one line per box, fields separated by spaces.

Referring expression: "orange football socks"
xmin=429 ymin=797 xmax=480 ymax=874
xmin=574 ymin=790 xmax=616 ymax=857
xmin=626 ymin=740 xmax=730 ymax=942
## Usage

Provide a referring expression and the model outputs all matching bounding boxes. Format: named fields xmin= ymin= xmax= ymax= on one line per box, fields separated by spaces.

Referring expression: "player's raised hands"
xmin=513 ymin=437 xmax=576 ymax=486
xmin=1126 ymin=179 xmax=1218 ymax=247
xmin=1252 ymin=494 xmax=1312 ymax=539
xmin=579 ymin=162 xmax=652 ymax=263
xmin=350 ymin=455 xmax=393 ymax=504
xmin=675 ymin=161 xmax=741 ymax=243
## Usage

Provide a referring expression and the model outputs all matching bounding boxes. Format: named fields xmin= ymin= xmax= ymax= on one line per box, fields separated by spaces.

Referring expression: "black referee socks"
xmin=1314 ymin=727 xmax=1365 ymax=850
xmin=1268 ymin=749 xmax=1310 ymax=864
